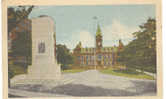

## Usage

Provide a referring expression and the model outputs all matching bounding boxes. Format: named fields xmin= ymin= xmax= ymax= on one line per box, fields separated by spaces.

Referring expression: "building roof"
xmin=81 ymin=47 xmax=95 ymax=53
xmin=80 ymin=46 xmax=118 ymax=53
xmin=101 ymin=47 xmax=113 ymax=52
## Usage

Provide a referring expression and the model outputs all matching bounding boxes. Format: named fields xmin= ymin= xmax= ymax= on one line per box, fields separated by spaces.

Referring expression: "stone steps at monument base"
xmin=9 ymin=88 xmax=71 ymax=97
xmin=11 ymin=77 xmax=74 ymax=87
xmin=11 ymin=79 xmax=61 ymax=86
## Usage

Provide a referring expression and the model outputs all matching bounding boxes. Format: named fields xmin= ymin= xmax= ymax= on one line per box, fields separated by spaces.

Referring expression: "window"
xmin=104 ymin=55 xmax=106 ymax=59
xmin=15 ymin=27 xmax=19 ymax=31
xmin=108 ymin=61 xmax=110 ymax=65
xmin=104 ymin=61 xmax=106 ymax=65
xmin=90 ymin=56 xmax=92 ymax=60
xmin=98 ymin=54 xmax=102 ymax=60
xmin=81 ymin=59 xmax=84 ymax=65
xmin=78 ymin=56 xmax=80 ymax=61
xmin=86 ymin=55 xmax=88 ymax=60
xmin=82 ymin=56 xmax=84 ymax=60
xmin=86 ymin=60 xmax=88 ymax=65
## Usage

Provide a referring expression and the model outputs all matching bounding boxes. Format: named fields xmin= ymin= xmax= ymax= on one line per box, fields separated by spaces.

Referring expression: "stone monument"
xmin=11 ymin=16 xmax=61 ymax=86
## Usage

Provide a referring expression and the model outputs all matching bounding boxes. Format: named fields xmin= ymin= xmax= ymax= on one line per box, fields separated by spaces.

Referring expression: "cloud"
xmin=64 ymin=30 xmax=94 ymax=50
xmin=79 ymin=31 xmax=95 ymax=47
xmin=102 ymin=19 xmax=139 ymax=45
xmin=58 ymin=19 xmax=139 ymax=50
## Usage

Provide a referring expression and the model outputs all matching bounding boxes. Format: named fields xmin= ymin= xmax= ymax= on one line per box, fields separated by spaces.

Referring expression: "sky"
xmin=29 ymin=5 xmax=155 ymax=50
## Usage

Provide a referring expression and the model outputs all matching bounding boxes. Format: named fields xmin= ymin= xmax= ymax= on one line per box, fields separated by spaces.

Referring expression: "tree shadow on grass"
xmin=10 ymin=84 xmax=138 ymax=97
xmin=49 ymin=84 xmax=137 ymax=96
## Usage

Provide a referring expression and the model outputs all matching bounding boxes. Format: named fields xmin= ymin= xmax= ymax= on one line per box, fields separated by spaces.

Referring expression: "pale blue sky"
xmin=29 ymin=5 xmax=155 ymax=50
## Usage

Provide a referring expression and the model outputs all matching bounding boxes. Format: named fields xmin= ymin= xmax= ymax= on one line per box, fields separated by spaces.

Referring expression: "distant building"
xmin=73 ymin=24 xmax=123 ymax=67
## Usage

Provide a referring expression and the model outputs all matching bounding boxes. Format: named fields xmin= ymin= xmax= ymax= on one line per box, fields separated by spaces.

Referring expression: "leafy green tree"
xmin=8 ymin=6 xmax=34 ymax=87
xmin=56 ymin=44 xmax=74 ymax=70
xmin=118 ymin=18 xmax=156 ymax=73
xmin=8 ymin=6 xmax=34 ymax=33
xmin=8 ymin=6 xmax=34 ymax=61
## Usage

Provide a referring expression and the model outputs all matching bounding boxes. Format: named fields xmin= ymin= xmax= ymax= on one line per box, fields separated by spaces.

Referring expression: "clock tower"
xmin=96 ymin=24 xmax=103 ymax=66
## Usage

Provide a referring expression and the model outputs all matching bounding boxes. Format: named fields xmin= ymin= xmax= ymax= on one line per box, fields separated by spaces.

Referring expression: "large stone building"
xmin=73 ymin=24 xmax=123 ymax=67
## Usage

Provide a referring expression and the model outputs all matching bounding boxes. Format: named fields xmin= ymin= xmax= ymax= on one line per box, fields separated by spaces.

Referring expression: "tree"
xmin=118 ymin=18 xmax=156 ymax=73
xmin=8 ymin=6 xmax=34 ymax=87
xmin=56 ymin=44 xmax=74 ymax=70
xmin=8 ymin=6 xmax=34 ymax=58
xmin=8 ymin=6 xmax=34 ymax=33
xmin=8 ymin=68 xmax=14 ymax=88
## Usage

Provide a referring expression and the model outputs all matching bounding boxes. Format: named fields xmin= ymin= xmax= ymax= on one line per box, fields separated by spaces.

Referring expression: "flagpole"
xmin=93 ymin=16 xmax=97 ymax=70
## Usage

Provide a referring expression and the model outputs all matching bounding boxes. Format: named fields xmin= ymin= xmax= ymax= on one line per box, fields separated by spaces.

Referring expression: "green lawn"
xmin=100 ymin=68 xmax=154 ymax=80
xmin=62 ymin=69 xmax=86 ymax=73
xmin=9 ymin=64 xmax=27 ymax=75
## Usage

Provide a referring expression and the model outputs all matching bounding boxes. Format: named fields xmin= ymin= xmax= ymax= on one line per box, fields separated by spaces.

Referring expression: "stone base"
xmin=11 ymin=62 xmax=61 ymax=87
xmin=27 ymin=63 xmax=61 ymax=80
xmin=11 ymin=78 xmax=61 ymax=87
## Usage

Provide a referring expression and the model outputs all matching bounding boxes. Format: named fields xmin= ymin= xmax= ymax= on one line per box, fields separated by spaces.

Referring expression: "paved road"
xmin=10 ymin=70 xmax=156 ymax=97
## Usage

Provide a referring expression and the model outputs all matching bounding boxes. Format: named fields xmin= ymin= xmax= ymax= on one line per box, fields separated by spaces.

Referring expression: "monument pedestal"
xmin=26 ymin=61 xmax=61 ymax=85
xmin=11 ymin=16 xmax=61 ymax=87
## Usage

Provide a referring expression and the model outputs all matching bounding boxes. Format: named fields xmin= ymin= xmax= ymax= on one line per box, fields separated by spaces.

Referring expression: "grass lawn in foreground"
xmin=62 ymin=69 xmax=86 ymax=73
xmin=9 ymin=64 xmax=27 ymax=76
xmin=100 ymin=68 xmax=154 ymax=80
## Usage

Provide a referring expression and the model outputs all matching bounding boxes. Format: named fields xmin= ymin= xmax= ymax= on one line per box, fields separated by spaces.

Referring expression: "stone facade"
xmin=73 ymin=24 xmax=123 ymax=67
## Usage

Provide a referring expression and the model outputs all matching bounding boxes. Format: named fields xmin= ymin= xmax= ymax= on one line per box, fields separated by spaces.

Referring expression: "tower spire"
xmin=96 ymin=24 xmax=102 ymax=36
xmin=96 ymin=23 xmax=103 ymax=48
